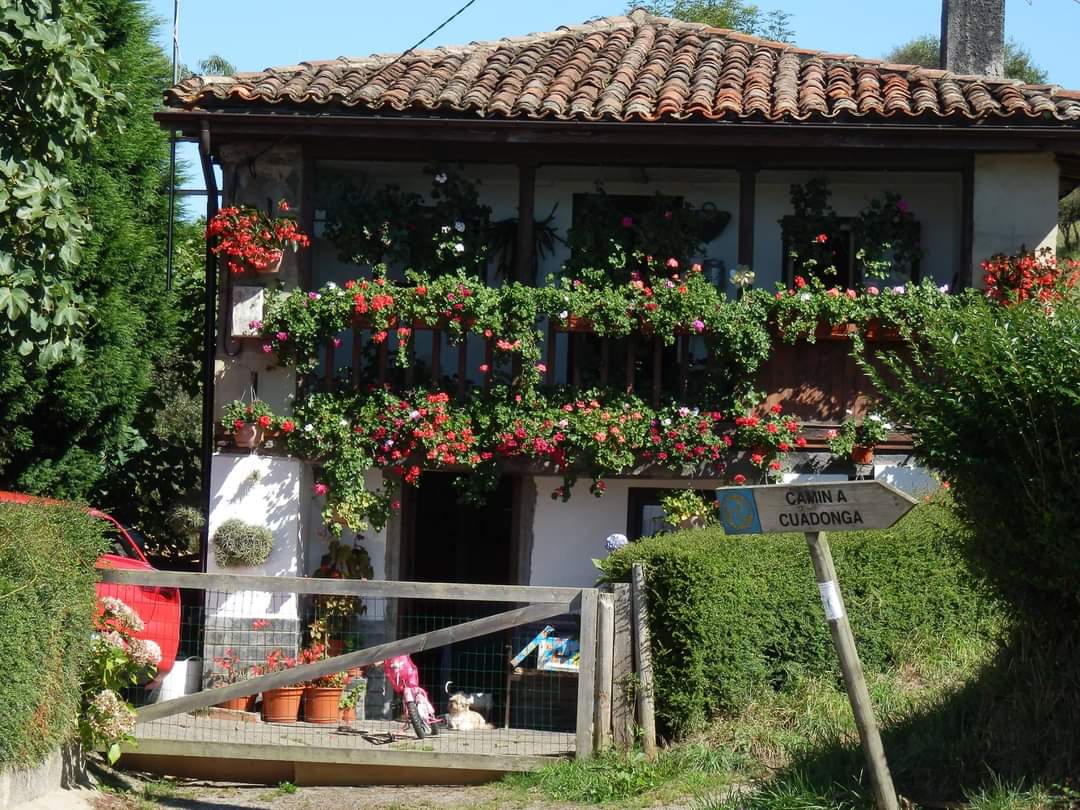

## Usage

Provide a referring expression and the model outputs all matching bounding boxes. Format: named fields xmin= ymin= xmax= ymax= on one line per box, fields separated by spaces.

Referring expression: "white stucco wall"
xmin=972 ymin=153 xmax=1060 ymax=284
xmin=303 ymin=469 xmax=389 ymax=581
xmin=206 ymin=453 xmax=303 ymax=619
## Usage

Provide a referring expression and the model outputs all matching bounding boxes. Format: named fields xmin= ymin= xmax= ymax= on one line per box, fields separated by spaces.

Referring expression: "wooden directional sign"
xmin=716 ymin=479 xmax=918 ymax=536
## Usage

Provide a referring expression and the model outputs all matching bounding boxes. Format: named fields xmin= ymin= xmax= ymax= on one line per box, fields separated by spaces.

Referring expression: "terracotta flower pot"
xmin=851 ymin=445 xmax=875 ymax=465
xmin=864 ymin=319 xmax=902 ymax=342
xmin=815 ymin=321 xmax=857 ymax=341
xmin=216 ymin=695 xmax=255 ymax=712
xmin=261 ymin=686 xmax=304 ymax=723
xmin=564 ymin=315 xmax=594 ymax=332
xmin=303 ymin=687 xmax=344 ymax=724
xmin=677 ymin=516 xmax=703 ymax=531
xmin=346 ymin=665 xmax=365 ymax=678
xmin=340 ymin=706 xmax=356 ymax=723
xmin=232 ymin=423 xmax=265 ymax=449
xmin=327 ymin=639 xmax=346 ymax=657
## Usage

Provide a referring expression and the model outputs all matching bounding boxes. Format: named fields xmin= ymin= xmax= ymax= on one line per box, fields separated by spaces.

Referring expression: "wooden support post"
xmin=514 ymin=162 xmax=537 ymax=285
xmin=611 ymin=583 xmax=634 ymax=752
xmin=456 ymin=340 xmax=467 ymax=398
xmin=431 ymin=330 xmax=441 ymax=386
xmin=404 ymin=331 xmax=415 ymax=387
xmin=804 ymin=532 xmax=898 ymax=810
xmin=484 ymin=337 xmax=494 ymax=391
xmin=678 ymin=335 xmax=688 ymax=396
xmin=958 ymin=157 xmax=974 ymax=290
xmin=600 ymin=337 xmax=610 ymax=386
xmin=575 ymin=588 xmax=599 ymax=760
xmin=572 ymin=332 xmax=582 ymax=388
xmin=626 ymin=336 xmax=636 ymax=395
xmin=377 ymin=341 xmax=388 ymax=385
xmin=737 ymin=166 xmax=758 ymax=269
xmin=651 ymin=336 xmax=662 ymax=409
xmin=324 ymin=342 xmax=335 ymax=393
xmin=594 ymin=591 xmax=615 ymax=753
xmin=631 ymin=563 xmax=657 ymax=760
xmin=351 ymin=329 xmax=363 ymax=391
xmin=546 ymin=320 xmax=557 ymax=386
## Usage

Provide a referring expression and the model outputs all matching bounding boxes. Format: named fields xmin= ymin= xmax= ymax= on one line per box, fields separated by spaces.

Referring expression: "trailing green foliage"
xmin=863 ymin=295 xmax=1080 ymax=612
xmin=600 ymin=499 xmax=1007 ymax=737
xmin=0 ymin=501 xmax=106 ymax=767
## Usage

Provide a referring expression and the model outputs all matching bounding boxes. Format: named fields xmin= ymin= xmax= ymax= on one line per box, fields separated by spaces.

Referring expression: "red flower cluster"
xmin=207 ymin=201 xmax=310 ymax=274
xmin=982 ymin=247 xmax=1080 ymax=306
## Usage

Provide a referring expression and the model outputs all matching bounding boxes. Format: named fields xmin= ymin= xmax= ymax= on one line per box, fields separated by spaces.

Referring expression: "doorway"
xmin=398 ymin=472 xmax=517 ymax=724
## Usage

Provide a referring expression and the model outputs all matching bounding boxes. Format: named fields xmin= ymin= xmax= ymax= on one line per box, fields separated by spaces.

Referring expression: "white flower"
xmin=304 ymin=423 xmax=314 ymax=432
xmin=326 ymin=281 xmax=337 ymax=289
xmin=454 ymin=243 xmax=465 ymax=254
xmin=605 ymin=533 xmax=629 ymax=553
xmin=434 ymin=172 xmax=448 ymax=184
xmin=868 ymin=414 xmax=882 ymax=422
xmin=938 ymin=284 xmax=950 ymax=294
xmin=409 ymin=410 xmax=421 ymax=420
xmin=800 ymin=293 xmax=812 ymax=301
xmin=129 ymin=638 xmax=162 ymax=668
xmin=558 ymin=419 xmax=568 ymax=428
xmin=678 ymin=407 xmax=690 ymax=417
xmin=884 ymin=422 xmax=894 ymax=430
xmin=454 ymin=221 xmax=465 ymax=232
xmin=661 ymin=418 xmax=672 ymax=426
xmin=559 ymin=310 xmax=569 ymax=320
xmin=440 ymin=225 xmax=451 ymax=235
xmin=99 ymin=597 xmax=144 ymax=633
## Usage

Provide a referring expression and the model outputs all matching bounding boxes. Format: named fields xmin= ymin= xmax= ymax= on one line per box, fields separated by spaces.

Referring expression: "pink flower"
xmin=666 ymin=258 xmax=679 ymax=269
xmin=691 ymin=263 xmax=702 ymax=273
xmin=275 ymin=331 xmax=288 ymax=341
xmin=826 ymin=429 xmax=838 ymax=439
xmin=732 ymin=473 xmax=746 ymax=485
xmin=827 ymin=288 xmax=840 ymax=298
xmin=332 ymin=337 xmax=342 ymax=348
xmin=479 ymin=363 xmax=490 ymax=373
xmin=262 ymin=344 xmax=273 ymax=353
xmin=845 ymin=289 xmax=857 ymax=300
xmin=621 ymin=216 xmax=634 ymax=229
xmin=692 ymin=319 xmax=705 ymax=333
xmin=897 ymin=199 xmax=909 ymax=212
xmin=536 ymin=363 xmax=547 ymax=373
xmin=313 ymin=483 xmax=328 ymax=497
xmin=866 ymin=286 xmax=879 ymax=296
xmin=663 ymin=210 xmax=673 ymax=220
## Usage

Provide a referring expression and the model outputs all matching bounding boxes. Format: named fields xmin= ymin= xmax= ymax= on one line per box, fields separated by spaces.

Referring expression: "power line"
xmin=366 ymin=0 xmax=480 ymax=86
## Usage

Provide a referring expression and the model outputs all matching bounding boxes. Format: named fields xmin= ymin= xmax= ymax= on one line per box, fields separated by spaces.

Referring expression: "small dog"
xmin=446 ymin=691 xmax=493 ymax=731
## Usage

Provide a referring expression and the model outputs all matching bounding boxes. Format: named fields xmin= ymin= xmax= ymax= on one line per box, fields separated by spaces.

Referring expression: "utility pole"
xmin=166 ymin=0 xmax=180 ymax=290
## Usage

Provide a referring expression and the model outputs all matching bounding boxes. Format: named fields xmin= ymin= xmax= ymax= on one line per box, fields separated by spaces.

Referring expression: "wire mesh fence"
xmin=110 ymin=571 xmax=587 ymax=761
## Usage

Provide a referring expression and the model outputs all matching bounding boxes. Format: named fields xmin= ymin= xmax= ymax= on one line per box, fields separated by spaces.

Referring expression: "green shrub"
xmin=863 ymin=293 xmax=1080 ymax=612
xmin=212 ymin=519 xmax=273 ymax=567
xmin=600 ymin=500 xmax=1006 ymax=737
xmin=0 ymin=502 xmax=106 ymax=767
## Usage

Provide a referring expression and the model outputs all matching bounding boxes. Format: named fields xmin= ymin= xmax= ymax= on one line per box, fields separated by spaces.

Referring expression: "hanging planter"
xmin=232 ymin=423 xmax=266 ymax=449
xmin=207 ymin=200 xmax=310 ymax=275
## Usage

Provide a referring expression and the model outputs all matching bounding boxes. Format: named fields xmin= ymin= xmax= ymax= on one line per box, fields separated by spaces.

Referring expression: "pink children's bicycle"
xmin=383 ymin=654 xmax=441 ymax=738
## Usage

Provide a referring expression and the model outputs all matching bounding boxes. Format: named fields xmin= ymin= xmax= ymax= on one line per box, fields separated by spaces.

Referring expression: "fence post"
xmin=594 ymin=591 xmax=615 ymax=753
xmin=611 ymin=583 xmax=634 ymax=752
xmin=575 ymin=588 xmax=599 ymax=760
xmin=631 ymin=563 xmax=657 ymax=760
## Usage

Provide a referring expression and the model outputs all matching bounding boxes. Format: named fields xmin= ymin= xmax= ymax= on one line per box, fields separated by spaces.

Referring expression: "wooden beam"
xmin=136 ymin=600 xmax=576 ymax=723
xmin=351 ymin=329 xmax=362 ymax=391
xmin=545 ymin=321 xmax=557 ymax=386
xmin=611 ymin=584 xmax=634 ymax=752
xmin=594 ymin=592 xmax=615 ymax=753
xmin=738 ymin=166 xmax=758 ymax=268
xmin=631 ymin=564 xmax=657 ymax=760
xmin=431 ymin=330 xmax=441 ymax=385
xmin=575 ymin=588 xmax=599 ymax=760
xmin=123 ymin=738 xmax=557 ymax=773
xmin=514 ymin=162 xmax=536 ymax=285
xmin=651 ymin=337 xmax=662 ymax=409
xmin=958 ymin=158 xmax=974 ymax=290
xmin=299 ymin=145 xmax=315 ymax=291
xmin=98 ymin=568 xmax=583 ymax=604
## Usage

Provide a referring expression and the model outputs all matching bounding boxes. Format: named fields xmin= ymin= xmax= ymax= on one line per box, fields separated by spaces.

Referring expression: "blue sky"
xmin=154 ymin=0 xmax=1079 ymax=213
xmin=153 ymin=1 xmax=1079 ymax=86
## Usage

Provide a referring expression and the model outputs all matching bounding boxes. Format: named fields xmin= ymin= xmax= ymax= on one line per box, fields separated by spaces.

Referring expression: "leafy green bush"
xmin=863 ymin=293 xmax=1080 ymax=612
xmin=0 ymin=501 xmax=106 ymax=767
xmin=600 ymin=500 xmax=1006 ymax=737
xmin=212 ymin=519 xmax=273 ymax=567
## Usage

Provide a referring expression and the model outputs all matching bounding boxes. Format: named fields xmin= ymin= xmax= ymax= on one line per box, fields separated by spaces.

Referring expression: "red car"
xmin=0 ymin=491 xmax=181 ymax=675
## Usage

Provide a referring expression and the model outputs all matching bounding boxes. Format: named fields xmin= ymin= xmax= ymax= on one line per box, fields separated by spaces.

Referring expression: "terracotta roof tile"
xmin=164 ymin=10 xmax=1080 ymax=125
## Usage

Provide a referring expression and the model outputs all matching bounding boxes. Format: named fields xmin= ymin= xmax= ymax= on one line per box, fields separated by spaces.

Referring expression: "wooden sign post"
xmin=716 ymin=480 xmax=917 ymax=810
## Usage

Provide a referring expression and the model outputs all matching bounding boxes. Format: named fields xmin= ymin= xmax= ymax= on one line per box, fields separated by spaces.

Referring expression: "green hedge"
xmin=0 ymin=502 xmax=106 ymax=767
xmin=600 ymin=499 xmax=1006 ymax=737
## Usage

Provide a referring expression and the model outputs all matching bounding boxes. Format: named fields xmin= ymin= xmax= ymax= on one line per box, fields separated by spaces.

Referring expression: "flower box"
xmin=814 ymin=322 xmax=858 ymax=341
xmin=863 ymin=319 xmax=903 ymax=342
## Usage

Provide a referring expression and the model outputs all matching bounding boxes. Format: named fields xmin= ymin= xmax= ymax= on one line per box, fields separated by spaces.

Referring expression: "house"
xmin=157 ymin=10 xmax=1080 ymax=664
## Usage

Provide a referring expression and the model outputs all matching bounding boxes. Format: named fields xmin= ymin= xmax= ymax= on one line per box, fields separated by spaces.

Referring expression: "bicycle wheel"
xmin=406 ymin=700 xmax=429 ymax=739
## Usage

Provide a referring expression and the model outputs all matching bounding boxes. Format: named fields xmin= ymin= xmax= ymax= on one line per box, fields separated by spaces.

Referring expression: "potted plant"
xmin=339 ymin=678 xmax=367 ymax=723
xmin=253 ymin=649 xmax=303 ymax=723
xmin=660 ymin=488 xmax=717 ymax=531
xmin=222 ymin=398 xmax=276 ymax=449
xmin=299 ymin=622 xmax=348 ymax=724
xmin=207 ymin=199 xmax=310 ymax=274
xmin=827 ymin=409 xmax=893 ymax=465
xmin=212 ymin=519 xmax=274 ymax=568
xmin=208 ymin=648 xmax=255 ymax=712
xmin=312 ymin=539 xmax=374 ymax=652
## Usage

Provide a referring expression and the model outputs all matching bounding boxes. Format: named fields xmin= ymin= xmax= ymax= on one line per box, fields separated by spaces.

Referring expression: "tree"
xmin=1061 ymin=188 xmax=1080 ymax=259
xmin=0 ymin=0 xmax=203 ymax=557
xmin=0 ymin=1 xmax=108 ymax=366
xmin=632 ymin=1 xmax=795 ymax=41
xmin=179 ymin=53 xmax=236 ymax=80
xmin=885 ymin=35 xmax=1049 ymax=83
